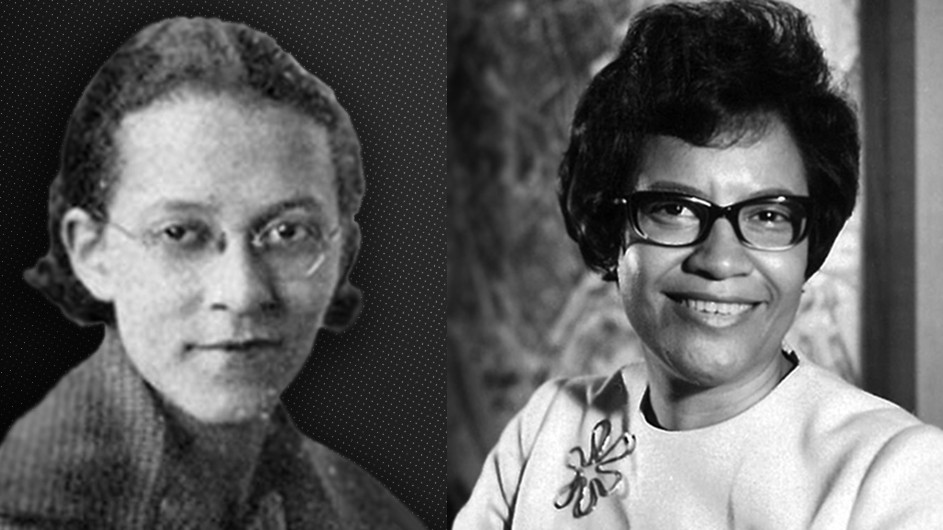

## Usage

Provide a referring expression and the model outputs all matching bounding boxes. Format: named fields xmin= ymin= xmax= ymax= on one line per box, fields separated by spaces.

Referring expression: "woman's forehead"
xmin=635 ymin=119 xmax=808 ymax=200
xmin=108 ymin=94 xmax=338 ymax=223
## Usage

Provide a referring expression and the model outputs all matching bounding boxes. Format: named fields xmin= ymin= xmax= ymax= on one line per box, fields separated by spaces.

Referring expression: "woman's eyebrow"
xmin=141 ymin=199 xmax=218 ymax=217
xmin=637 ymin=182 xmax=807 ymax=200
xmin=137 ymin=196 xmax=331 ymax=224
xmin=255 ymin=196 xmax=330 ymax=222
xmin=638 ymin=181 xmax=703 ymax=195
xmin=744 ymin=187 xmax=807 ymax=199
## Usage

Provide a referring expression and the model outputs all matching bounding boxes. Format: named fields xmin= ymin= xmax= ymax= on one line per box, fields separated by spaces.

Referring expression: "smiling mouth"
xmin=667 ymin=295 xmax=758 ymax=318
xmin=680 ymin=298 xmax=753 ymax=316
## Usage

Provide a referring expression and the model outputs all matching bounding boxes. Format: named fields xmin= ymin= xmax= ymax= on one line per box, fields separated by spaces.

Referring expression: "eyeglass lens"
xmin=628 ymin=192 xmax=809 ymax=250
xmin=109 ymin=217 xmax=338 ymax=280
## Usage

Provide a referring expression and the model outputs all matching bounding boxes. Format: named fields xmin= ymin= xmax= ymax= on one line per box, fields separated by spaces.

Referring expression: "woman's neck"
xmin=644 ymin=351 xmax=795 ymax=431
xmin=163 ymin=400 xmax=272 ymax=509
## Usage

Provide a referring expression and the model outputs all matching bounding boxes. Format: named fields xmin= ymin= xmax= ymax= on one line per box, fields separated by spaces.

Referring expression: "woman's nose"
xmin=204 ymin=241 xmax=279 ymax=314
xmin=682 ymin=218 xmax=755 ymax=280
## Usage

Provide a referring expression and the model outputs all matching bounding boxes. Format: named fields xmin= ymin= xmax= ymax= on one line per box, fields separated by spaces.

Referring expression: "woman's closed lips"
xmin=187 ymin=338 xmax=284 ymax=352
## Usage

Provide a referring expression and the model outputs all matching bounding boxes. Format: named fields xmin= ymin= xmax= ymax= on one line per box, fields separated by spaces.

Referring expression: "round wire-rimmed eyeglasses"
xmin=614 ymin=190 xmax=813 ymax=251
xmin=103 ymin=217 xmax=342 ymax=280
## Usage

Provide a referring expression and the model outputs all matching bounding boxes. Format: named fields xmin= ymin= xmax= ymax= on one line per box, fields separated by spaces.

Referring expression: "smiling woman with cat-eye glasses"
xmin=454 ymin=1 xmax=943 ymax=528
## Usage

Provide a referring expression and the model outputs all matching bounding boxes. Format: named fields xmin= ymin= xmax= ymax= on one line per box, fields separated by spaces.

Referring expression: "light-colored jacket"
xmin=455 ymin=352 xmax=943 ymax=529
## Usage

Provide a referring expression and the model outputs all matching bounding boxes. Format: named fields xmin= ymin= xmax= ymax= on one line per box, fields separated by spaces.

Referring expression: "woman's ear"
xmin=61 ymin=207 xmax=116 ymax=302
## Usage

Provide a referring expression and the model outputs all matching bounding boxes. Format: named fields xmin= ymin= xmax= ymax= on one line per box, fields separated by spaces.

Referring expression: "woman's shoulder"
xmin=0 ymin=341 xmax=157 ymax=523
xmin=848 ymin=418 xmax=943 ymax=525
xmin=790 ymin=356 xmax=929 ymax=434
xmin=780 ymin=354 xmax=943 ymax=470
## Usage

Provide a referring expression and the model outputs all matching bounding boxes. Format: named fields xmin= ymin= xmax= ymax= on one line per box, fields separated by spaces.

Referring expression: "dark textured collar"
xmin=0 ymin=329 xmax=423 ymax=529
xmin=0 ymin=329 xmax=335 ymax=528
xmin=0 ymin=328 xmax=166 ymax=524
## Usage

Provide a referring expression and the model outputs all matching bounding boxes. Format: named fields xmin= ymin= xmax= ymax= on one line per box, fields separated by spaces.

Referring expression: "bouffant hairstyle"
xmin=25 ymin=17 xmax=364 ymax=330
xmin=559 ymin=0 xmax=859 ymax=281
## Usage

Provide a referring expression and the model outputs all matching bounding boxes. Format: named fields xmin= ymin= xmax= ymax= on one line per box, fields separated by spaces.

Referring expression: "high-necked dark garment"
xmin=0 ymin=330 xmax=424 ymax=529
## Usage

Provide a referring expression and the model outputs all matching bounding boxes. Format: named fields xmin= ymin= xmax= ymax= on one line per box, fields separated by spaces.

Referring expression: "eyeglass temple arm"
xmin=304 ymin=226 xmax=343 ymax=277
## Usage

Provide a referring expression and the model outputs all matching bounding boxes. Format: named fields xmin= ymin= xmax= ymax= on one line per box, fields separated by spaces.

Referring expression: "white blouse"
xmin=454 ymin=353 xmax=943 ymax=529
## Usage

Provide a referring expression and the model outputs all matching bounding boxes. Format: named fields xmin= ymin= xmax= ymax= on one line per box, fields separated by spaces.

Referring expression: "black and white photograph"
xmin=1 ymin=2 xmax=443 ymax=529
xmin=448 ymin=0 xmax=943 ymax=527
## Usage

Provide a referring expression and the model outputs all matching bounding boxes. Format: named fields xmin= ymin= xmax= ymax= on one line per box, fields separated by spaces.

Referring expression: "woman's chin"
xmin=648 ymin=344 xmax=753 ymax=389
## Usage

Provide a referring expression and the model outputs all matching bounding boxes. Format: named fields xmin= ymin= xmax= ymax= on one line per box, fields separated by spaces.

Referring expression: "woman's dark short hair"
xmin=559 ymin=0 xmax=859 ymax=281
xmin=25 ymin=17 xmax=364 ymax=330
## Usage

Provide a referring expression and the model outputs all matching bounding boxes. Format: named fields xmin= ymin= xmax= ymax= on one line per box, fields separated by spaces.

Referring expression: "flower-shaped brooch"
xmin=553 ymin=418 xmax=636 ymax=518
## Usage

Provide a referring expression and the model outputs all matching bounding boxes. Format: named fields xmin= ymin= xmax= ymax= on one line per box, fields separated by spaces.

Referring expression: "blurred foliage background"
xmin=447 ymin=0 xmax=861 ymax=523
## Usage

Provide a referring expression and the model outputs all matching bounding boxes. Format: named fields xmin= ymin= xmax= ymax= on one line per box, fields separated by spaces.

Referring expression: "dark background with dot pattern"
xmin=0 ymin=1 xmax=444 ymax=528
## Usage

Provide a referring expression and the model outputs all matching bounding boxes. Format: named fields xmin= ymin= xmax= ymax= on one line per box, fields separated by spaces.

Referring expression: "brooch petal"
xmin=553 ymin=418 xmax=636 ymax=518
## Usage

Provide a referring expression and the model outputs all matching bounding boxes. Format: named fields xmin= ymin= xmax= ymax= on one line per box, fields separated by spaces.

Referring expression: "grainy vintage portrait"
xmin=2 ymin=5 xmax=440 ymax=529
xmin=449 ymin=0 xmax=943 ymax=527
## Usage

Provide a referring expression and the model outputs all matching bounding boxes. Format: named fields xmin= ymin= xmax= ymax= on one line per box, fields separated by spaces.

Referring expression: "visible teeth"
xmin=681 ymin=298 xmax=752 ymax=315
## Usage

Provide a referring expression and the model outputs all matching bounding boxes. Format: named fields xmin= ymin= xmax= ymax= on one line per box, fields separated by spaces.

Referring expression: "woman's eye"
xmin=261 ymin=221 xmax=315 ymax=245
xmin=649 ymin=201 xmax=694 ymax=218
xmin=661 ymin=203 xmax=687 ymax=216
xmin=163 ymin=225 xmax=190 ymax=241
xmin=154 ymin=223 xmax=209 ymax=248
xmin=753 ymin=209 xmax=791 ymax=224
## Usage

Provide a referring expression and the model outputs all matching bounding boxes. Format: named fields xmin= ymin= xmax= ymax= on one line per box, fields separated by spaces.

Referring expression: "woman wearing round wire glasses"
xmin=0 ymin=18 xmax=423 ymax=529
xmin=455 ymin=1 xmax=943 ymax=527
